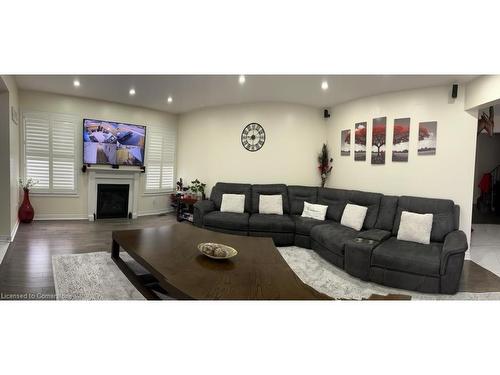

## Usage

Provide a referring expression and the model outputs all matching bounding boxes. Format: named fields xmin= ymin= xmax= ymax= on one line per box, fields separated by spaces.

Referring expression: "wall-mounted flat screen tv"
xmin=83 ymin=118 xmax=146 ymax=166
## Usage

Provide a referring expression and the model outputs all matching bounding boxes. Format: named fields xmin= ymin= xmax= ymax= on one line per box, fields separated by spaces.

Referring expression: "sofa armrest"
xmin=193 ymin=200 xmax=216 ymax=227
xmin=440 ymin=230 xmax=468 ymax=275
xmin=357 ymin=229 xmax=391 ymax=242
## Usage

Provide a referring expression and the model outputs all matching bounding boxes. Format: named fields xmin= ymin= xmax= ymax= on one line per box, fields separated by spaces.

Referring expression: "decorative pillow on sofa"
xmin=259 ymin=195 xmax=283 ymax=215
xmin=301 ymin=201 xmax=328 ymax=221
xmin=220 ymin=194 xmax=245 ymax=213
xmin=340 ymin=203 xmax=368 ymax=231
xmin=397 ymin=211 xmax=433 ymax=245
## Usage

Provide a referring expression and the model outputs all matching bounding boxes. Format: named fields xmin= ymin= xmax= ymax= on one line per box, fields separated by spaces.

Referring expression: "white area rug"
xmin=52 ymin=252 xmax=145 ymax=300
xmin=278 ymin=246 xmax=500 ymax=300
xmin=52 ymin=247 xmax=500 ymax=301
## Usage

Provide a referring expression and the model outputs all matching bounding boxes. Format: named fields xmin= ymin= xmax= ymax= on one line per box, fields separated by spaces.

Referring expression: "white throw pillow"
xmin=259 ymin=195 xmax=283 ymax=215
xmin=397 ymin=211 xmax=433 ymax=245
xmin=301 ymin=201 xmax=328 ymax=221
xmin=220 ymin=194 xmax=245 ymax=213
xmin=340 ymin=203 xmax=368 ymax=231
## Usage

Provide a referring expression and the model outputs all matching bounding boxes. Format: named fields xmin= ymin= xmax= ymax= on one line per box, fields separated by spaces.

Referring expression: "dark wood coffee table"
xmin=111 ymin=223 xmax=329 ymax=300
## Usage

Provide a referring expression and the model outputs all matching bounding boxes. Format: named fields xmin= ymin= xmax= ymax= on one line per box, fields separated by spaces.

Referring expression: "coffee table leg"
xmin=111 ymin=239 xmax=120 ymax=259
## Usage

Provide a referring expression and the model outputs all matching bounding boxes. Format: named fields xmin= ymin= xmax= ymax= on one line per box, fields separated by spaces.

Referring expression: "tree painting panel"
xmin=341 ymin=129 xmax=351 ymax=156
xmin=392 ymin=118 xmax=410 ymax=162
xmin=418 ymin=121 xmax=437 ymax=155
xmin=354 ymin=122 xmax=367 ymax=161
xmin=371 ymin=117 xmax=387 ymax=165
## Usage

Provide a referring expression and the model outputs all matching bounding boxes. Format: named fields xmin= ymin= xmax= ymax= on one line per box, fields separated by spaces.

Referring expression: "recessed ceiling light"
xmin=321 ymin=81 xmax=329 ymax=90
xmin=129 ymin=88 xmax=136 ymax=96
xmin=167 ymin=96 xmax=173 ymax=103
xmin=239 ymin=75 xmax=246 ymax=84
xmin=73 ymin=79 xmax=80 ymax=87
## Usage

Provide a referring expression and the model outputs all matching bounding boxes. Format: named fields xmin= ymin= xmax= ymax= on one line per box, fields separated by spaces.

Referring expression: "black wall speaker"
xmin=323 ymin=109 xmax=331 ymax=118
xmin=451 ymin=84 xmax=458 ymax=99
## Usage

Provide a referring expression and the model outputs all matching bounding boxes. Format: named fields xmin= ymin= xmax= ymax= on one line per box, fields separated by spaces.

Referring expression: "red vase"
xmin=18 ymin=189 xmax=35 ymax=223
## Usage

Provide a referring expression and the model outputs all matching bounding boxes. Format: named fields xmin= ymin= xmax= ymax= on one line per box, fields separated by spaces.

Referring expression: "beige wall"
xmin=326 ymin=85 xmax=477 ymax=243
xmin=0 ymin=75 xmax=20 ymax=241
xmin=465 ymin=75 xmax=500 ymax=110
xmin=19 ymin=90 xmax=178 ymax=219
xmin=177 ymin=103 xmax=327 ymax=195
xmin=0 ymin=91 xmax=11 ymax=239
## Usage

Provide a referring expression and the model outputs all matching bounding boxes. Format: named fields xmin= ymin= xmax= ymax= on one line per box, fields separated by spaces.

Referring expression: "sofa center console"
xmin=345 ymin=238 xmax=379 ymax=281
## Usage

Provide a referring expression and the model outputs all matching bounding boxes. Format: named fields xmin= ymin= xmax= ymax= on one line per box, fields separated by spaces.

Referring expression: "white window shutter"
xmin=23 ymin=112 xmax=77 ymax=194
xmin=51 ymin=116 xmax=76 ymax=191
xmin=24 ymin=114 xmax=50 ymax=190
xmin=145 ymin=125 xmax=176 ymax=192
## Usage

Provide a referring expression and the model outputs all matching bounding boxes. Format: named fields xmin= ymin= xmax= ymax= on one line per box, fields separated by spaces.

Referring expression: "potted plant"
xmin=317 ymin=143 xmax=333 ymax=188
xmin=18 ymin=178 xmax=38 ymax=223
xmin=190 ymin=179 xmax=207 ymax=200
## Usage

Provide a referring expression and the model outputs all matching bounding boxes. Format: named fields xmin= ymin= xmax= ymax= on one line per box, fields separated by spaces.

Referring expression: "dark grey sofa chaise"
xmin=194 ymin=182 xmax=468 ymax=294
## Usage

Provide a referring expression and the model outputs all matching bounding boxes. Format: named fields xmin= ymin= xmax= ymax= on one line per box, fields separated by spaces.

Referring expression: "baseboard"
xmin=10 ymin=220 xmax=19 ymax=242
xmin=0 ymin=235 xmax=10 ymax=242
xmin=137 ymin=208 xmax=174 ymax=217
xmin=34 ymin=214 xmax=88 ymax=221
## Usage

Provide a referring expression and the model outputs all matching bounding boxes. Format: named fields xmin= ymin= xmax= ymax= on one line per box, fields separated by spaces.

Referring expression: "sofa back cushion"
xmin=317 ymin=188 xmax=349 ymax=222
xmin=375 ymin=195 xmax=399 ymax=231
xmin=210 ymin=182 xmax=252 ymax=212
xmin=288 ymin=186 xmax=318 ymax=215
xmin=347 ymin=190 xmax=382 ymax=229
xmin=392 ymin=195 xmax=456 ymax=242
xmin=251 ymin=184 xmax=290 ymax=214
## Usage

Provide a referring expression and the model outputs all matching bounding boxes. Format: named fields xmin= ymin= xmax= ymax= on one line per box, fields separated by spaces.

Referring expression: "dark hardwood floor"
xmin=1 ymin=213 xmax=500 ymax=300
xmin=0 ymin=214 xmax=177 ymax=300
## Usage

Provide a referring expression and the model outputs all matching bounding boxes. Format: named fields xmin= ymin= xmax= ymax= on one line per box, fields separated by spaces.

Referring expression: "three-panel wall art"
xmin=340 ymin=118 xmax=437 ymax=164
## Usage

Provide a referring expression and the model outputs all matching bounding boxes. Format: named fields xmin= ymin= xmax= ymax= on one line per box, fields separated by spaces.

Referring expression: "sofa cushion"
xmin=210 ymin=182 xmax=252 ymax=212
xmin=259 ymin=194 xmax=283 ymax=215
xmin=220 ymin=194 xmax=245 ymax=213
xmin=347 ymin=190 xmax=382 ymax=229
xmin=341 ymin=203 xmax=368 ymax=231
xmin=251 ymin=184 xmax=290 ymax=214
xmin=371 ymin=236 xmax=442 ymax=276
xmin=310 ymin=222 xmax=359 ymax=256
xmin=204 ymin=211 xmax=249 ymax=231
xmin=288 ymin=185 xmax=318 ymax=215
xmin=375 ymin=195 xmax=399 ymax=231
xmin=317 ymin=188 xmax=349 ymax=221
xmin=397 ymin=211 xmax=433 ymax=245
xmin=301 ymin=202 xmax=328 ymax=221
xmin=392 ymin=196 xmax=455 ymax=242
xmin=249 ymin=213 xmax=295 ymax=233
xmin=292 ymin=215 xmax=333 ymax=236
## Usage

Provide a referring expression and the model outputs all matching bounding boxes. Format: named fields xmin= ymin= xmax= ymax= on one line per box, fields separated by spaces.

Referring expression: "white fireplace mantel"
xmin=87 ymin=168 xmax=142 ymax=221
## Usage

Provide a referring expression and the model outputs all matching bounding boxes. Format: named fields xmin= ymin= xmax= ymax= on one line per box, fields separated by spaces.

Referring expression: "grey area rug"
xmin=52 ymin=252 xmax=145 ymax=300
xmin=52 ymin=248 xmax=500 ymax=301
xmin=278 ymin=246 xmax=500 ymax=300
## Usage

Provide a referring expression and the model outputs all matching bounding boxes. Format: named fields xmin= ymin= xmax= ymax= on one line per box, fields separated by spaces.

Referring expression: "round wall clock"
xmin=241 ymin=123 xmax=266 ymax=152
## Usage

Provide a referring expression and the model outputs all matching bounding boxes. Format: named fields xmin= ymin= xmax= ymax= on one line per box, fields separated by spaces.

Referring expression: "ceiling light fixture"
xmin=129 ymin=88 xmax=136 ymax=96
xmin=239 ymin=75 xmax=246 ymax=84
xmin=321 ymin=81 xmax=329 ymax=90
xmin=73 ymin=79 xmax=80 ymax=87
xmin=167 ymin=96 xmax=173 ymax=103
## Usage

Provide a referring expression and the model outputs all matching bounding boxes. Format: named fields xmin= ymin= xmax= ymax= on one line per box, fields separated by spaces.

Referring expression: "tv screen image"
xmin=83 ymin=119 xmax=146 ymax=166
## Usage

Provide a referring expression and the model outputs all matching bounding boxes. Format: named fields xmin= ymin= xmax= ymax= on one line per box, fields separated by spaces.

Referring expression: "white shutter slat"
xmin=24 ymin=115 xmax=50 ymax=189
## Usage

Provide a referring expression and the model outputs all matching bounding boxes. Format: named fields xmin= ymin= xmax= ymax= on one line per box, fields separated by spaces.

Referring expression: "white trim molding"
xmin=137 ymin=208 xmax=174 ymax=217
xmin=34 ymin=214 xmax=88 ymax=221
xmin=10 ymin=220 xmax=19 ymax=242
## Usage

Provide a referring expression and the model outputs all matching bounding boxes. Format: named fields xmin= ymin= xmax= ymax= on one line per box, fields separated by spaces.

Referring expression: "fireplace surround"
xmin=87 ymin=168 xmax=141 ymax=221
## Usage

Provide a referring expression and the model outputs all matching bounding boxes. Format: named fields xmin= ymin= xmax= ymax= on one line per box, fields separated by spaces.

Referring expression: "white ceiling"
xmin=14 ymin=75 xmax=478 ymax=114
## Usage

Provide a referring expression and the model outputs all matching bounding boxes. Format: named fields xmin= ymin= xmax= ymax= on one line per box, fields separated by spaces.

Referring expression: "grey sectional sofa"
xmin=194 ymin=182 xmax=468 ymax=294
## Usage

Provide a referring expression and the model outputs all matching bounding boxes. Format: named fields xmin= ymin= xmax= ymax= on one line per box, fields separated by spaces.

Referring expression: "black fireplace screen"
xmin=96 ymin=184 xmax=129 ymax=219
